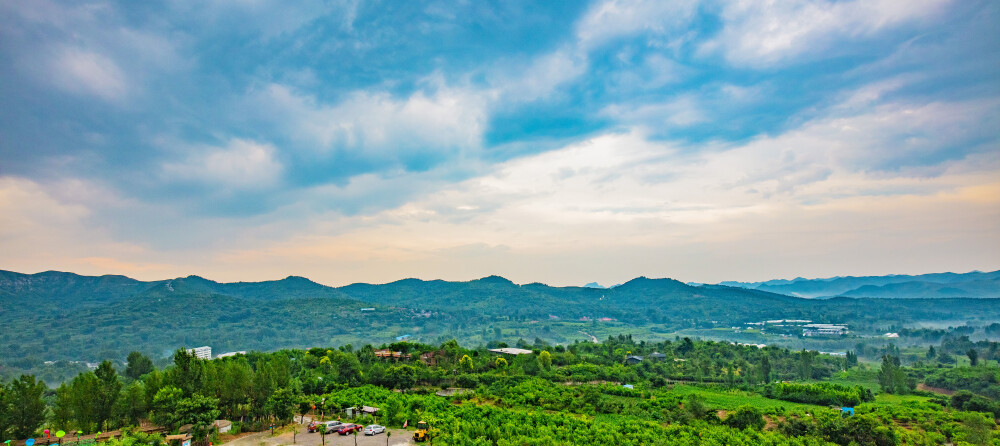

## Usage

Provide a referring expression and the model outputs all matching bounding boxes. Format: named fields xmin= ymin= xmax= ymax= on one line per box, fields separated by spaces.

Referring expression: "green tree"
xmin=151 ymin=386 xmax=183 ymax=430
xmin=6 ymin=375 xmax=47 ymax=439
xmin=957 ymin=411 xmax=993 ymax=445
xmin=69 ymin=371 xmax=100 ymax=433
xmin=385 ymin=365 xmax=418 ymax=390
xmin=926 ymin=346 xmax=937 ymax=359
xmin=798 ymin=349 xmax=813 ymax=380
xmin=724 ymin=406 xmax=765 ymax=430
xmin=845 ymin=351 xmax=858 ymax=368
xmin=538 ymin=351 xmax=552 ymax=371
xmin=51 ymin=383 xmax=75 ymax=430
xmin=382 ymin=396 xmax=402 ymax=427
xmin=116 ymin=381 xmax=147 ymax=427
xmin=968 ymin=348 xmax=979 ymax=366
xmin=168 ymin=349 xmax=204 ymax=397
xmin=176 ymin=394 xmax=221 ymax=440
xmin=266 ymin=388 xmax=298 ymax=424
xmin=760 ymin=354 xmax=771 ymax=384
xmin=685 ymin=394 xmax=708 ymax=419
xmin=94 ymin=361 xmax=123 ymax=431
xmin=124 ymin=352 xmax=154 ymax=381
xmin=878 ymin=355 xmax=910 ymax=394
xmin=459 ymin=355 xmax=474 ymax=372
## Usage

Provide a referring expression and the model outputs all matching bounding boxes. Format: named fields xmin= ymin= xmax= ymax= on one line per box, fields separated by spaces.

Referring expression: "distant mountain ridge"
xmin=0 ymin=270 xmax=347 ymax=309
xmin=718 ymin=270 xmax=1000 ymax=298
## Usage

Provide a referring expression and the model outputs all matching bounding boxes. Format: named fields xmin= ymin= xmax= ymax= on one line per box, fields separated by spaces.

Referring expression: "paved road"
xmin=222 ymin=421 xmax=415 ymax=446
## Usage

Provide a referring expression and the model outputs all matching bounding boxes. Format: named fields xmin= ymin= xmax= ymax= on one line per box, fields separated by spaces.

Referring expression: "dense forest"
xmin=2 ymin=335 xmax=1000 ymax=445
xmin=3 ymin=270 xmax=999 ymax=382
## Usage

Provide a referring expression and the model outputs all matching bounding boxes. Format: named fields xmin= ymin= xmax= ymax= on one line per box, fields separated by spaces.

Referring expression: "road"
xmin=222 ymin=421 xmax=415 ymax=446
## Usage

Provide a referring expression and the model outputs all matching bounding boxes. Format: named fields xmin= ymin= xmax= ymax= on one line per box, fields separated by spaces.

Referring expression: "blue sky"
xmin=1 ymin=0 xmax=998 ymax=286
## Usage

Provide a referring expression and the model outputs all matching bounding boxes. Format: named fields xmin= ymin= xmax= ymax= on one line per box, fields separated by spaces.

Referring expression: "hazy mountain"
xmin=839 ymin=277 xmax=1000 ymax=299
xmin=719 ymin=270 xmax=1000 ymax=298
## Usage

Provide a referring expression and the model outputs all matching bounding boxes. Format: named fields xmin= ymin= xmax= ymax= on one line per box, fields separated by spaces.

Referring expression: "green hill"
xmin=3 ymin=269 xmax=1000 ymax=381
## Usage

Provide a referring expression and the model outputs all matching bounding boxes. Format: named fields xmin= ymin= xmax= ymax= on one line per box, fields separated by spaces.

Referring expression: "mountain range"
xmin=2 ymin=268 xmax=999 ymax=383
xmin=717 ymin=270 xmax=1000 ymax=299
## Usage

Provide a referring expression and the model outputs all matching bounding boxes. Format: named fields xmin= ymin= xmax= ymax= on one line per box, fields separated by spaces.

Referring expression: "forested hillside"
xmin=3 ymin=270 xmax=1000 ymax=382
xmin=2 ymin=336 xmax=999 ymax=445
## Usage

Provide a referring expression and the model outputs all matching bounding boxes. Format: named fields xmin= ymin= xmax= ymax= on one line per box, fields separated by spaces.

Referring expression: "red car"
xmin=337 ymin=424 xmax=363 ymax=435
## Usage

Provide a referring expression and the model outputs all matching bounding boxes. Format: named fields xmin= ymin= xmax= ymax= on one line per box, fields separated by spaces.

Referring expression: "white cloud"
xmin=162 ymin=139 xmax=284 ymax=190
xmin=704 ymin=0 xmax=953 ymax=67
xmin=601 ymin=95 xmax=707 ymax=128
xmin=576 ymin=0 xmax=700 ymax=49
xmin=257 ymin=83 xmax=486 ymax=162
xmin=238 ymin=91 xmax=997 ymax=284
xmin=49 ymin=48 xmax=128 ymax=102
xmin=493 ymin=49 xmax=588 ymax=103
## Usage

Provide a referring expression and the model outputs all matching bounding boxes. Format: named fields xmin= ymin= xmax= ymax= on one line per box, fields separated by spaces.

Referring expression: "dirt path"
xmin=917 ymin=383 xmax=955 ymax=396
xmin=578 ymin=331 xmax=599 ymax=343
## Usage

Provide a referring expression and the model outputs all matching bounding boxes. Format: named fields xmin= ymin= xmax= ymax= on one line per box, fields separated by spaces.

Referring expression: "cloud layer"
xmin=1 ymin=0 xmax=997 ymax=285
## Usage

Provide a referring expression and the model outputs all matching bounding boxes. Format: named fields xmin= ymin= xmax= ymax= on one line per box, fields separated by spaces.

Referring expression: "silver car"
xmin=363 ymin=424 xmax=385 ymax=435
xmin=323 ymin=421 xmax=343 ymax=433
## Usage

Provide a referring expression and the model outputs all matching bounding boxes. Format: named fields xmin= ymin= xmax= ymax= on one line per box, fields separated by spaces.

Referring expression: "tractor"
xmin=413 ymin=420 xmax=429 ymax=442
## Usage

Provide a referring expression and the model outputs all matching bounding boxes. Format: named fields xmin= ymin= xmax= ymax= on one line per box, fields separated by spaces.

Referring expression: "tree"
xmin=685 ymin=394 xmax=708 ymax=419
xmin=459 ymin=355 xmax=474 ymax=372
xmin=495 ymin=357 xmax=508 ymax=369
xmin=51 ymin=383 xmax=75 ymax=430
xmin=926 ymin=346 xmax=937 ymax=359
xmin=385 ymin=365 xmax=418 ymax=390
xmin=724 ymin=406 xmax=765 ymax=430
xmin=266 ymin=388 xmax=298 ymax=424
xmin=0 ymin=381 xmax=9 ymax=443
xmin=538 ymin=351 xmax=552 ymax=371
xmin=957 ymin=412 xmax=993 ymax=445
xmin=168 ymin=349 xmax=204 ymax=397
xmin=968 ymin=348 xmax=979 ymax=366
xmin=798 ymin=349 xmax=813 ymax=380
xmin=124 ymin=352 xmax=154 ymax=381
xmin=878 ymin=355 xmax=911 ymax=394
xmin=6 ymin=375 xmax=47 ymax=439
xmin=176 ymin=394 xmax=221 ymax=440
xmin=69 ymin=371 xmax=100 ymax=433
xmin=677 ymin=338 xmax=695 ymax=355
xmin=94 ymin=361 xmax=123 ymax=431
xmin=845 ymin=351 xmax=858 ymax=368
xmin=151 ymin=386 xmax=183 ymax=430
xmin=116 ymin=381 xmax=147 ymax=427
xmin=760 ymin=354 xmax=772 ymax=384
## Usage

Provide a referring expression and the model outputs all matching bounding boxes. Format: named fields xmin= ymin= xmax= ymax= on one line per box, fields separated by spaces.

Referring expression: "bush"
xmin=768 ymin=382 xmax=873 ymax=407
xmin=724 ymin=406 xmax=765 ymax=430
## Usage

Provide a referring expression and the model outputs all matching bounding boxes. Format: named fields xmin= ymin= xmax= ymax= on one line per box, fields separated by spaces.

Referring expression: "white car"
xmin=363 ymin=424 xmax=385 ymax=435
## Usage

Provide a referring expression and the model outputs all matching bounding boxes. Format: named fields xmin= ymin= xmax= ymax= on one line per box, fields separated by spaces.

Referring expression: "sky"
xmin=1 ymin=0 xmax=998 ymax=287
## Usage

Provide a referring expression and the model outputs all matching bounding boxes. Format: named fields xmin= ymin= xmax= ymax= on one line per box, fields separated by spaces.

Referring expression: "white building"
xmin=187 ymin=346 xmax=212 ymax=360
xmin=802 ymin=324 xmax=848 ymax=336
xmin=488 ymin=347 xmax=533 ymax=355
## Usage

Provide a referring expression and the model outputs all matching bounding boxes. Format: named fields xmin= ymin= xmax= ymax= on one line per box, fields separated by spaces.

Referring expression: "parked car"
xmin=323 ymin=421 xmax=344 ymax=433
xmin=337 ymin=424 xmax=363 ymax=435
xmin=363 ymin=425 xmax=385 ymax=435
xmin=307 ymin=421 xmax=321 ymax=433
